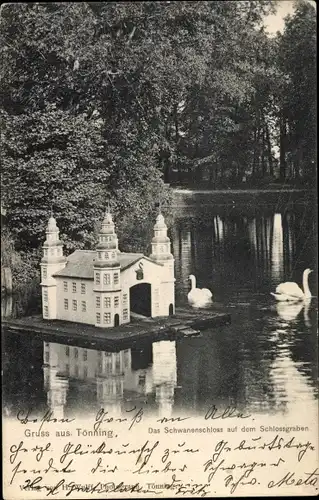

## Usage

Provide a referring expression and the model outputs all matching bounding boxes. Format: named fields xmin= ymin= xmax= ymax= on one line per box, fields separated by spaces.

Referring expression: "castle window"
xmin=64 ymin=299 xmax=69 ymax=310
xmin=43 ymin=290 xmax=48 ymax=302
xmin=98 ymin=252 xmax=102 ymax=259
xmin=43 ymin=269 xmax=47 ymax=279
xmin=65 ymin=346 xmax=70 ymax=356
xmin=83 ymin=350 xmax=87 ymax=361
xmin=44 ymin=249 xmax=48 ymax=256
xmin=104 ymin=297 xmax=111 ymax=308
xmin=72 ymin=282 xmax=76 ymax=293
xmin=114 ymin=296 xmax=119 ymax=308
xmin=105 ymin=252 xmax=109 ymax=259
xmin=123 ymin=294 xmax=128 ymax=305
xmin=74 ymin=348 xmax=78 ymax=359
xmin=104 ymin=312 xmax=111 ymax=324
xmin=114 ymin=273 xmax=119 ymax=285
xmin=81 ymin=283 xmax=86 ymax=294
xmin=50 ymin=248 xmax=55 ymax=256
xmin=96 ymin=297 xmax=101 ymax=308
xmin=45 ymin=351 xmax=50 ymax=363
xmin=112 ymin=252 xmax=116 ymax=259
xmin=123 ymin=309 xmax=128 ymax=321
xmin=103 ymin=273 xmax=110 ymax=285
xmin=65 ymin=364 xmax=69 ymax=375
xmin=74 ymin=365 xmax=79 ymax=377
xmin=96 ymin=313 xmax=101 ymax=324
xmin=81 ymin=301 xmax=86 ymax=312
xmin=83 ymin=366 xmax=88 ymax=378
xmin=64 ymin=281 xmax=68 ymax=292
xmin=72 ymin=299 xmax=77 ymax=311
xmin=95 ymin=273 xmax=100 ymax=284
xmin=44 ymin=306 xmax=49 ymax=317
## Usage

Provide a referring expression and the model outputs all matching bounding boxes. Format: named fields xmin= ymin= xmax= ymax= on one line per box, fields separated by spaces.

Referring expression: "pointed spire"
xmin=154 ymin=201 xmax=166 ymax=228
xmin=155 ymin=212 xmax=167 ymax=229
xmin=102 ymin=208 xmax=113 ymax=226
xmin=47 ymin=216 xmax=58 ymax=232
xmin=101 ymin=199 xmax=113 ymax=224
xmin=96 ymin=203 xmax=119 ymax=259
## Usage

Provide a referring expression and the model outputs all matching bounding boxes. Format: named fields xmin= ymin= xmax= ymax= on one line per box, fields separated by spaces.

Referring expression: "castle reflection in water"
xmin=2 ymin=206 xmax=317 ymax=419
xmin=43 ymin=340 xmax=177 ymax=419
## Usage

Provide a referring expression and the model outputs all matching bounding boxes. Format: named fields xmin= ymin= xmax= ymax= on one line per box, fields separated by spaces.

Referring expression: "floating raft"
xmin=1 ymin=307 xmax=231 ymax=350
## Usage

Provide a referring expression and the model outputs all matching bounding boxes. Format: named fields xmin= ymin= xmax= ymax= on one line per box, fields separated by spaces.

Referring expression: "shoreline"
xmin=172 ymin=187 xmax=314 ymax=194
xmin=2 ymin=307 xmax=231 ymax=351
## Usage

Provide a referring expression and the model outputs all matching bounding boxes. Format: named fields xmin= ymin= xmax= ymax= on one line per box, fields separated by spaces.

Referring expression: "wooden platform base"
xmin=2 ymin=307 xmax=231 ymax=350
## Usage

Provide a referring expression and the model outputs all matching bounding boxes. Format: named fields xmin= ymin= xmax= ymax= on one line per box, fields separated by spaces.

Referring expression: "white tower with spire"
xmin=93 ymin=208 xmax=122 ymax=328
xmin=149 ymin=211 xmax=175 ymax=316
xmin=41 ymin=216 xmax=66 ymax=319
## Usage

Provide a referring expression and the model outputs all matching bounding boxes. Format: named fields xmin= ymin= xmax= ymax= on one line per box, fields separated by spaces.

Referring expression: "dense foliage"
xmin=276 ymin=1 xmax=316 ymax=182
xmin=0 ymin=1 xmax=316 ymax=261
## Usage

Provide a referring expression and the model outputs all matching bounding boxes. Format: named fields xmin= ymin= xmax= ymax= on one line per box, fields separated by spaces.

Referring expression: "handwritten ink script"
xmin=3 ymin=406 xmax=318 ymax=498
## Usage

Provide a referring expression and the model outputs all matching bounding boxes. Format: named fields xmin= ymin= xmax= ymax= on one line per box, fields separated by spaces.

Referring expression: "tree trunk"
xmin=279 ymin=112 xmax=287 ymax=181
xmin=261 ymin=126 xmax=266 ymax=177
xmin=252 ymin=127 xmax=257 ymax=178
xmin=265 ymin=121 xmax=274 ymax=177
xmin=1 ymin=266 xmax=13 ymax=294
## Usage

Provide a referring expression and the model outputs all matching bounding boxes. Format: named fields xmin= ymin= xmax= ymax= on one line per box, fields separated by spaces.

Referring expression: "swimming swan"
xmin=271 ymin=268 xmax=313 ymax=302
xmin=188 ymin=274 xmax=212 ymax=307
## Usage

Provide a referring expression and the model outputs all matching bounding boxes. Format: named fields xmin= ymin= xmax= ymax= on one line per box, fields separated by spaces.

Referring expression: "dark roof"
xmin=52 ymin=250 xmax=161 ymax=279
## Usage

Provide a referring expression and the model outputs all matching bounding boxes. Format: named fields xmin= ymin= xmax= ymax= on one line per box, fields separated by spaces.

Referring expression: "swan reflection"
xmin=276 ymin=301 xmax=304 ymax=322
xmin=275 ymin=298 xmax=311 ymax=326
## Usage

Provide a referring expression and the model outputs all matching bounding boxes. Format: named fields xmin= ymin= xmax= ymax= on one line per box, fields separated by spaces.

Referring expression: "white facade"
xmin=41 ymin=210 xmax=175 ymax=328
xmin=55 ymin=278 xmax=95 ymax=324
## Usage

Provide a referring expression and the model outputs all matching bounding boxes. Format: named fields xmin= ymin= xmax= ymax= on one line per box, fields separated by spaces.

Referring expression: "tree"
xmin=1 ymin=0 xmax=284 ymax=260
xmin=0 ymin=2 xmax=170 ymax=252
xmin=277 ymin=1 xmax=316 ymax=182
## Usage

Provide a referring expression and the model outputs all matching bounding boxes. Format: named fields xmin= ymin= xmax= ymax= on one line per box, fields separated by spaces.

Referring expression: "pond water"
xmin=2 ymin=195 xmax=318 ymax=419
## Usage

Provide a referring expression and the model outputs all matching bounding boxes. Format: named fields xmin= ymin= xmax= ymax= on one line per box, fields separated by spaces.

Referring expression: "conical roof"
xmin=47 ymin=216 xmax=58 ymax=232
xmin=154 ymin=213 xmax=167 ymax=230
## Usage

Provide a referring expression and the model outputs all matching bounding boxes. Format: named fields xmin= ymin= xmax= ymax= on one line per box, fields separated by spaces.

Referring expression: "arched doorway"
xmin=114 ymin=314 xmax=119 ymax=327
xmin=130 ymin=283 xmax=152 ymax=317
xmin=169 ymin=303 xmax=174 ymax=316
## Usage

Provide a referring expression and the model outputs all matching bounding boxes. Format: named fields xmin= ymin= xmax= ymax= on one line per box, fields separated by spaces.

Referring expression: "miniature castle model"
xmin=40 ymin=209 xmax=175 ymax=327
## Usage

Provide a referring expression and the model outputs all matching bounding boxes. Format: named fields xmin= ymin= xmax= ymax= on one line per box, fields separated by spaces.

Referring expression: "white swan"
xmin=271 ymin=268 xmax=313 ymax=302
xmin=188 ymin=274 xmax=213 ymax=308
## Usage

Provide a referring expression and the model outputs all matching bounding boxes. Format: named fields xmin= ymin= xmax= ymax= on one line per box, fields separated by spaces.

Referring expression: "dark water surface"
xmin=2 ymin=196 xmax=318 ymax=419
